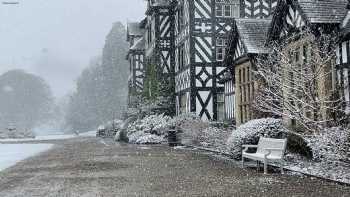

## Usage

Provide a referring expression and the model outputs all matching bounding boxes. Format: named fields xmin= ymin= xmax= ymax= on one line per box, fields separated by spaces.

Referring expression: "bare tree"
xmin=253 ymin=29 xmax=343 ymax=133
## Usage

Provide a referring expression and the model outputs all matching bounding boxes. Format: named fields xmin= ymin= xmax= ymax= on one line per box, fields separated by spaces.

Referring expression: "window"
xmin=215 ymin=0 xmax=240 ymax=18
xmin=178 ymin=45 xmax=185 ymax=70
xmin=217 ymin=93 xmax=225 ymax=121
xmin=180 ymin=94 xmax=187 ymax=114
xmin=217 ymin=48 xmax=224 ymax=61
xmin=216 ymin=38 xmax=227 ymax=61
xmin=216 ymin=5 xmax=223 ymax=17
xmin=303 ymin=44 xmax=308 ymax=64
xmin=224 ymin=5 xmax=231 ymax=17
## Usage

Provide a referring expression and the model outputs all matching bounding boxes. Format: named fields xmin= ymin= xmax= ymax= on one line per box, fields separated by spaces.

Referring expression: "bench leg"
xmin=280 ymin=161 xmax=284 ymax=174
xmin=241 ymin=157 xmax=244 ymax=168
xmin=256 ymin=161 xmax=259 ymax=172
xmin=263 ymin=159 xmax=268 ymax=174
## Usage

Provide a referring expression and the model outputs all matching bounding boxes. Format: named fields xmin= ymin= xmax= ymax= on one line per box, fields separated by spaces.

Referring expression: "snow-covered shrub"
xmin=127 ymin=114 xmax=171 ymax=136
xmin=167 ymin=113 xmax=209 ymax=145
xmin=305 ymin=127 xmax=350 ymax=162
xmin=125 ymin=114 xmax=170 ymax=144
xmin=195 ymin=126 xmax=231 ymax=151
xmin=128 ymin=130 xmax=166 ymax=144
xmin=226 ymin=118 xmax=288 ymax=159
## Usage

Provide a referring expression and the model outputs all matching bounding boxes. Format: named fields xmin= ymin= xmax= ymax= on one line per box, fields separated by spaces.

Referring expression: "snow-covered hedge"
xmin=0 ymin=129 xmax=35 ymax=139
xmin=126 ymin=114 xmax=171 ymax=144
xmin=195 ymin=126 xmax=231 ymax=151
xmin=167 ymin=113 xmax=209 ymax=145
xmin=128 ymin=130 xmax=166 ymax=144
xmin=305 ymin=127 xmax=350 ymax=162
xmin=226 ymin=118 xmax=288 ymax=159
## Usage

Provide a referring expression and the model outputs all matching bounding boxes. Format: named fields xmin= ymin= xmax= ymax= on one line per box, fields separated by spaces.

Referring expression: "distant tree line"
xmin=0 ymin=70 xmax=54 ymax=133
xmin=65 ymin=22 xmax=129 ymax=132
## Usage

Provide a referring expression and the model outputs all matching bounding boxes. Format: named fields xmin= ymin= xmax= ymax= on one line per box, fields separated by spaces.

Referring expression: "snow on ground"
xmin=0 ymin=134 xmax=78 ymax=142
xmin=0 ymin=131 xmax=96 ymax=142
xmin=0 ymin=143 xmax=53 ymax=171
xmin=79 ymin=131 xmax=97 ymax=137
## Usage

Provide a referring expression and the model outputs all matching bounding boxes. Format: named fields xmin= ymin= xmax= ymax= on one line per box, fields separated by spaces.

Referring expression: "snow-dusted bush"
xmin=226 ymin=118 xmax=288 ymax=159
xmin=128 ymin=130 xmax=166 ymax=144
xmin=127 ymin=114 xmax=170 ymax=136
xmin=167 ymin=113 xmax=209 ymax=145
xmin=195 ymin=126 xmax=231 ymax=151
xmin=125 ymin=114 xmax=170 ymax=144
xmin=0 ymin=129 xmax=35 ymax=139
xmin=305 ymin=127 xmax=350 ymax=162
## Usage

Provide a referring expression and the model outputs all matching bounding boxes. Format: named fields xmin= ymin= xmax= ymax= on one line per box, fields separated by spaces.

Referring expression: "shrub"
xmin=167 ymin=113 xmax=209 ymax=145
xmin=125 ymin=114 xmax=170 ymax=144
xmin=195 ymin=126 xmax=231 ymax=151
xmin=305 ymin=127 xmax=350 ymax=162
xmin=226 ymin=118 xmax=288 ymax=159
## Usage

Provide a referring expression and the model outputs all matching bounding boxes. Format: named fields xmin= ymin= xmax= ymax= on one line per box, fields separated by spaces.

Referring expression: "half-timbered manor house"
xmin=174 ymin=0 xmax=240 ymax=121
xmin=126 ymin=22 xmax=146 ymax=107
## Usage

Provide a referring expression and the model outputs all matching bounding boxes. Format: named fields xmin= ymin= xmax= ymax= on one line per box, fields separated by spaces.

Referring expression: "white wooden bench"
xmin=242 ymin=137 xmax=287 ymax=174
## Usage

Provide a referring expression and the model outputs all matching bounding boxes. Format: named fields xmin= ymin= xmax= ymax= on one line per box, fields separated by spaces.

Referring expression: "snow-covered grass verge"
xmin=0 ymin=134 xmax=78 ymax=142
xmin=0 ymin=144 xmax=53 ymax=171
xmin=283 ymin=156 xmax=350 ymax=184
xmin=0 ymin=129 xmax=35 ymax=139
xmin=79 ymin=131 xmax=97 ymax=137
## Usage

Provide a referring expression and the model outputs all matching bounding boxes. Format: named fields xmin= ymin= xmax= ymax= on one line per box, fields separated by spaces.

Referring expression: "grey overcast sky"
xmin=0 ymin=0 xmax=146 ymax=98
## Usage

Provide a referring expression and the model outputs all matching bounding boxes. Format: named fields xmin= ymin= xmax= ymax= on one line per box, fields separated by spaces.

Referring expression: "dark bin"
xmin=168 ymin=129 xmax=178 ymax=147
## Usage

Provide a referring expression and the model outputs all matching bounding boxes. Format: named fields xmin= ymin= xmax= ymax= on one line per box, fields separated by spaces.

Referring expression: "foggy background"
xmin=0 ymin=0 xmax=145 ymax=98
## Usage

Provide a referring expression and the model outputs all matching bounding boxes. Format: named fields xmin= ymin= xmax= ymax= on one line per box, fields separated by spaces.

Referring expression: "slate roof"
xmin=298 ymin=0 xmax=348 ymax=24
xmin=130 ymin=37 xmax=145 ymax=51
xmin=235 ymin=18 xmax=272 ymax=54
xmin=127 ymin=22 xmax=144 ymax=37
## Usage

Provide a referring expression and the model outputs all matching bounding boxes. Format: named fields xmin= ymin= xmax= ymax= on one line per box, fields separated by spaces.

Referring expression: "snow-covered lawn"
xmin=0 ymin=134 xmax=77 ymax=142
xmin=0 ymin=131 xmax=96 ymax=142
xmin=0 ymin=144 xmax=53 ymax=171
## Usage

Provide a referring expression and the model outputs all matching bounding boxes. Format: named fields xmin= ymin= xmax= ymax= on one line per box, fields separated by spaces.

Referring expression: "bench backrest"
xmin=256 ymin=137 xmax=287 ymax=158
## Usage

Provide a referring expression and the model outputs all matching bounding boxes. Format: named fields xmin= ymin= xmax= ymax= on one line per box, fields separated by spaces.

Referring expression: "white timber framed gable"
xmin=241 ymin=0 xmax=278 ymax=19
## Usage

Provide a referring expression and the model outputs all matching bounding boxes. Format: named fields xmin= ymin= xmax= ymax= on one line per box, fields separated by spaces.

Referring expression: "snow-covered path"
xmin=0 ymin=144 xmax=53 ymax=171
xmin=0 ymin=137 xmax=349 ymax=196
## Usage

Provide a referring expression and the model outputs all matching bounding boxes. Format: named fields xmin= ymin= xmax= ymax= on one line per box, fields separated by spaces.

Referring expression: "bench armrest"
xmin=242 ymin=145 xmax=258 ymax=148
xmin=242 ymin=145 xmax=258 ymax=153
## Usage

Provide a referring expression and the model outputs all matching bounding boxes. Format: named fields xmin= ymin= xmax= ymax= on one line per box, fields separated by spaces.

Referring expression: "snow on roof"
xmin=236 ymin=18 xmax=271 ymax=54
xmin=151 ymin=0 xmax=170 ymax=7
xmin=298 ymin=0 xmax=348 ymax=24
xmin=130 ymin=37 xmax=145 ymax=51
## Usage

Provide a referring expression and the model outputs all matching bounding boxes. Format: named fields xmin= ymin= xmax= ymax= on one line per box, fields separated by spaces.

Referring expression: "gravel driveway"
xmin=0 ymin=137 xmax=349 ymax=197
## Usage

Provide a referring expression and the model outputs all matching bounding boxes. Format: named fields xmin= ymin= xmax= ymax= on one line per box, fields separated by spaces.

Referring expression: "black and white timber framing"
xmin=144 ymin=0 xmax=176 ymax=83
xmin=126 ymin=22 xmax=146 ymax=106
xmin=221 ymin=0 xmax=278 ymax=122
xmin=174 ymin=0 xmax=241 ymax=121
